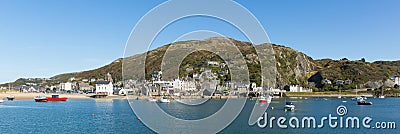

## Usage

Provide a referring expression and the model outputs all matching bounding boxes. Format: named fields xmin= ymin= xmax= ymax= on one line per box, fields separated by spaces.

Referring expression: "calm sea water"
xmin=0 ymin=98 xmax=399 ymax=133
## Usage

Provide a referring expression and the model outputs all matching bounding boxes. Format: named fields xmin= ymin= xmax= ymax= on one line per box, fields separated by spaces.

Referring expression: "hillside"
xmin=3 ymin=38 xmax=399 ymax=91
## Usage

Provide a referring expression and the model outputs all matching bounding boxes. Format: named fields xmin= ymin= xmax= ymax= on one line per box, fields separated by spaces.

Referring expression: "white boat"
xmin=7 ymin=95 xmax=15 ymax=101
xmin=148 ymin=98 xmax=157 ymax=102
xmin=284 ymin=102 xmax=295 ymax=111
xmin=158 ymin=96 xmax=170 ymax=103
xmin=379 ymin=88 xmax=385 ymax=98
xmin=0 ymin=100 xmax=4 ymax=103
xmin=357 ymin=96 xmax=372 ymax=105
xmin=258 ymin=96 xmax=271 ymax=103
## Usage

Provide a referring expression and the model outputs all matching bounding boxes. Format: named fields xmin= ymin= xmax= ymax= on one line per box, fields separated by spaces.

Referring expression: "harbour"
xmin=1 ymin=97 xmax=398 ymax=133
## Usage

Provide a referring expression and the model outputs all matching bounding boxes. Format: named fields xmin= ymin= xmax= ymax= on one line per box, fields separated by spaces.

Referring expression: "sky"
xmin=0 ymin=0 xmax=399 ymax=84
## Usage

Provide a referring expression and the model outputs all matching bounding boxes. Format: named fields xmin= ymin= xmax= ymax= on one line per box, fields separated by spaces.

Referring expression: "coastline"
xmin=285 ymin=92 xmax=374 ymax=97
xmin=2 ymin=92 xmax=390 ymax=101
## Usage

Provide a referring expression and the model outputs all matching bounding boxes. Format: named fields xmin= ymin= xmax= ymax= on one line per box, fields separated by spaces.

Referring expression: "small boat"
xmin=259 ymin=96 xmax=267 ymax=103
xmin=7 ymin=96 xmax=15 ymax=101
xmin=0 ymin=100 xmax=4 ymax=103
xmin=284 ymin=102 xmax=295 ymax=111
xmin=34 ymin=96 xmax=48 ymax=102
xmin=47 ymin=94 xmax=68 ymax=101
xmin=148 ymin=97 xmax=157 ymax=102
xmin=379 ymin=88 xmax=385 ymax=98
xmin=357 ymin=96 xmax=372 ymax=105
xmin=259 ymin=96 xmax=272 ymax=103
xmin=158 ymin=96 xmax=170 ymax=103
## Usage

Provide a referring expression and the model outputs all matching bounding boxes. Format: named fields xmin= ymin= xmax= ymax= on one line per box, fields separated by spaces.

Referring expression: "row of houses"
xmin=323 ymin=79 xmax=352 ymax=85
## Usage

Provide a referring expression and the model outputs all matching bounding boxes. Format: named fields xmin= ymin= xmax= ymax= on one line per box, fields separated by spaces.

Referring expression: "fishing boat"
xmin=158 ymin=96 xmax=170 ymax=103
xmin=284 ymin=102 xmax=295 ymax=111
xmin=34 ymin=96 xmax=48 ymax=102
xmin=7 ymin=95 xmax=15 ymax=101
xmin=357 ymin=96 xmax=372 ymax=105
xmin=46 ymin=94 xmax=68 ymax=101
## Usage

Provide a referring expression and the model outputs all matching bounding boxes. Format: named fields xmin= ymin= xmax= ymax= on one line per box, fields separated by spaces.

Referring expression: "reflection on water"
xmin=157 ymin=99 xmax=226 ymax=120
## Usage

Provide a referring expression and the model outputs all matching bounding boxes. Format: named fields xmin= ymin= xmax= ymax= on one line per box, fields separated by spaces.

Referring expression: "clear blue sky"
xmin=0 ymin=0 xmax=399 ymax=84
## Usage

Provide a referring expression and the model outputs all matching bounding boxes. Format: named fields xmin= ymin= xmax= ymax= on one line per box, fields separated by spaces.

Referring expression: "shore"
xmin=2 ymin=92 xmax=390 ymax=101
xmin=285 ymin=92 xmax=374 ymax=97
xmin=0 ymin=92 xmax=127 ymax=100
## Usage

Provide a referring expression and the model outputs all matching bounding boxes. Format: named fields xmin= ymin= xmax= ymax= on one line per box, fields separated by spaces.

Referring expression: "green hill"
xmin=2 ymin=38 xmax=399 ymax=91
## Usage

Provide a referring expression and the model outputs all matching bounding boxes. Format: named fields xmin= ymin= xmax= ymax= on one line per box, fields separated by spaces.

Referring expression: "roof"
xmin=96 ymin=81 xmax=111 ymax=85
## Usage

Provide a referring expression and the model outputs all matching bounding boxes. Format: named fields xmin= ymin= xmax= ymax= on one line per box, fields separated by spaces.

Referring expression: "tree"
xmin=361 ymin=58 xmax=366 ymax=62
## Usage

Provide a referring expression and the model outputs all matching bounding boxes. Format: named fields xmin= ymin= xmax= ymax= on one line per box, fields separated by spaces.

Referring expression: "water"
xmin=1 ymin=98 xmax=399 ymax=133
xmin=0 ymin=99 xmax=153 ymax=134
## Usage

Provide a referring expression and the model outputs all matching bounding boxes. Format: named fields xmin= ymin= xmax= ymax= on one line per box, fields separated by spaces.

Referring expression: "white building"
xmin=323 ymin=79 xmax=332 ymax=84
xmin=96 ymin=81 xmax=113 ymax=95
xmin=393 ymin=76 xmax=400 ymax=85
xmin=172 ymin=79 xmax=183 ymax=90
xmin=289 ymin=85 xmax=312 ymax=92
xmin=60 ymin=82 xmax=73 ymax=91
xmin=82 ymin=79 xmax=89 ymax=82
xmin=206 ymin=61 xmax=219 ymax=66
xmin=182 ymin=81 xmax=196 ymax=91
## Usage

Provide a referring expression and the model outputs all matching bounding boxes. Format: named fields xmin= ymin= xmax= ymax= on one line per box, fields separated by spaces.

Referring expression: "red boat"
xmin=47 ymin=94 xmax=68 ymax=101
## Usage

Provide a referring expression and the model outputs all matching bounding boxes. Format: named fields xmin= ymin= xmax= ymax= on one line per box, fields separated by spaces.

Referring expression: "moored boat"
xmin=284 ymin=102 xmax=295 ymax=111
xmin=148 ymin=97 xmax=157 ymax=102
xmin=357 ymin=96 xmax=372 ymax=105
xmin=158 ymin=96 xmax=170 ymax=103
xmin=7 ymin=96 xmax=15 ymax=101
xmin=0 ymin=100 xmax=4 ymax=103
xmin=34 ymin=96 xmax=48 ymax=102
xmin=259 ymin=96 xmax=272 ymax=103
xmin=259 ymin=96 xmax=267 ymax=103
xmin=47 ymin=94 xmax=68 ymax=101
